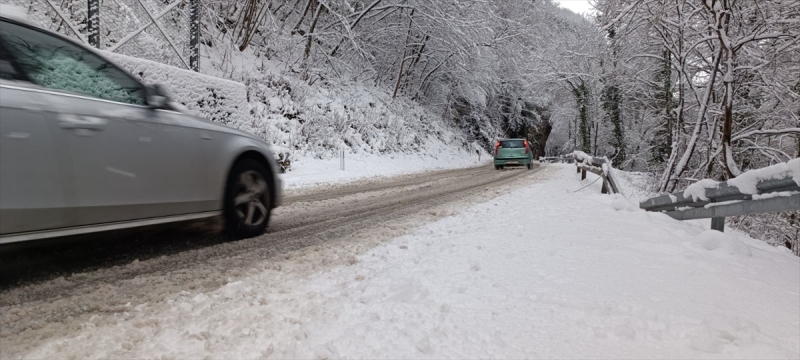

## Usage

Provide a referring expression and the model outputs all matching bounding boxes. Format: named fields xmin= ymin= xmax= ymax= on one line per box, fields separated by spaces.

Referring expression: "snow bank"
xmin=695 ymin=230 xmax=753 ymax=257
xmin=102 ymin=51 xmax=249 ymax=127
xmin=283 ymin=148 xmax=488 ymax=189
xmin=243 ymin=75 xmax=471 ymax=158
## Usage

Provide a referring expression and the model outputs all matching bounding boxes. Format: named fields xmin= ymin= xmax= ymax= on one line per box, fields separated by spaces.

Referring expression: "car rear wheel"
xmin=224 ymin=159 xmax=272 ymax=239
xmin=527 ymin=163 xmax=532 ymax=170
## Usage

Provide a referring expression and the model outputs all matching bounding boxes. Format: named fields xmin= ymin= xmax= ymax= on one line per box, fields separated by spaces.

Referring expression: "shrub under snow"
xmin=102 ymin=51 xmax=468 ymax=161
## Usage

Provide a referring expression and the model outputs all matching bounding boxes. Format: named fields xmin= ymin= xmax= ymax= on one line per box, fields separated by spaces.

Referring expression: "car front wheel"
xmin=224 ymin=159 xmax=272 ymax=239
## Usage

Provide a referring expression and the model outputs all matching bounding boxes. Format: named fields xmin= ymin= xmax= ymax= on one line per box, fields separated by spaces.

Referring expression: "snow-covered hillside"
xmin=5 ymin=0 xmax=496 ymax=169
xmin=106 ymin=50 xmax=480 ymax=172
xmin=16 ymin=165 xmax=799 ymax=359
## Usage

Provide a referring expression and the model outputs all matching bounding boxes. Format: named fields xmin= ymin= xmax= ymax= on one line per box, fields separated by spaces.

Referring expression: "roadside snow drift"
xmin=282 ymin=146 xmax=489 ymax=189
xmin=19 ymin=165 xmax=800 ymax=359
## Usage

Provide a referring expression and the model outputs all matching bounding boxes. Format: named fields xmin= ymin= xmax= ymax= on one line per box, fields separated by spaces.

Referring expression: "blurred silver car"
xmin=0 ymin=15 xmax=282 ymax=244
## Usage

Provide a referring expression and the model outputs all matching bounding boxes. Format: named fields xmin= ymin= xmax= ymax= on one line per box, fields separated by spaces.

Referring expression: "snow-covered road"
xmin=2 ymin=164 xmax=799 ymax=359
xmin=0 ymin=163 xmax=546 ymax=358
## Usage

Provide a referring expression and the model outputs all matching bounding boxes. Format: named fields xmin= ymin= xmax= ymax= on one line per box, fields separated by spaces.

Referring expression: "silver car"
xmin=0 ymin=16 xmax=282 ymax=244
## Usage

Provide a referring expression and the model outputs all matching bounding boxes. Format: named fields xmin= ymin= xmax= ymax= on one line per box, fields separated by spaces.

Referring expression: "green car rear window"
xmin=500 ymin=140 xmax=524 ymax=148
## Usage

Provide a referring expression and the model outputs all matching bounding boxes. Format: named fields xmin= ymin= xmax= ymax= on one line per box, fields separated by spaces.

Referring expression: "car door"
xmin=0 ymin=44 xmax=68 ymax=236
xmin=0 ymin=19 xmax=205 ymax=227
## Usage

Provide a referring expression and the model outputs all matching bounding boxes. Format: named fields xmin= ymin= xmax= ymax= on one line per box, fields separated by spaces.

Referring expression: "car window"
xmin=500 ymin=140 xmax=524 ymax=148
xmin=0 ymin=20 xmax=145 ymax=105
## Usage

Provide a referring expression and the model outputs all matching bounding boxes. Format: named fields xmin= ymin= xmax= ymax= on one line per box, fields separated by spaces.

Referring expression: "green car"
xmin=493 ymin=139 xmax=533 ymax=170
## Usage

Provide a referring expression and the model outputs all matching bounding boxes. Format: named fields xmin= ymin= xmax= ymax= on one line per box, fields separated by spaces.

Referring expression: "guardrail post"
xmin=711 ymin=217 xmax=725 ymax=232
xmin=601 ymin=177 xmax=609 ymax=194
xmin=581 ymin=168 xmax=587 ymax=180
xmin=87 ymin=0 xmax=100 ymax=47
xmin=576 ymin=165 xmax=580 ymax=173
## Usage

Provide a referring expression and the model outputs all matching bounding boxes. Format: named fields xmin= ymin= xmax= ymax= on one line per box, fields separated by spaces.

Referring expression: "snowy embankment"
xmin=104 ymin=51 xmax=486 ymax=187
xmin=283 ymin=145 xmax=488 ymax=189
xmin=21 ymin=165 xmax=799 ymax=359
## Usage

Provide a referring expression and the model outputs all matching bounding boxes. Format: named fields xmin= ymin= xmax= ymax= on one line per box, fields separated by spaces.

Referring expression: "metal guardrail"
xmin=640 ymin=160 xmax=800 ymax=232
xmin=572 ymin=151 xmax=619 ymax=194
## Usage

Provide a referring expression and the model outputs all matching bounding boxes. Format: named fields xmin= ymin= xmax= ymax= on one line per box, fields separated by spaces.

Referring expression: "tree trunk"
xmin=414 ymin=53 xmax=451 ymax=99
xmin=238 ymin=0 xmax=272 ymax=52
xmin=660 ymin=37 xmax=723 ymax=192
xmin=392 ymin=9 xmax=414 ymax=99
xmin=715 ymin=0 xmax=740 ymax=178
xmin=572 ymin=82 xmax=591 ymax=153
xmin=330 ymin=0 xmax=382 ymax=56
xmin=292 ymin=0 xmax=314 ymax=35
xmin=303 ymin=2 xmax=324 ymax=61
xmin=281 ymin=0 xmax=303 ymax=22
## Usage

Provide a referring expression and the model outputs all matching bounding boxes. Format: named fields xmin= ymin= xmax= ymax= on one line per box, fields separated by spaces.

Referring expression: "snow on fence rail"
xmin=639 ymin=159 xmax=800 ymax=232
xmin=572 ymin=151 xmax=619 ymax=194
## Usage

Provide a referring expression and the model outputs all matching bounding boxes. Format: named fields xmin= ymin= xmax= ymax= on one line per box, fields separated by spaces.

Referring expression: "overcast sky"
xmin=553 ymin=0 xmax=595 ymax=16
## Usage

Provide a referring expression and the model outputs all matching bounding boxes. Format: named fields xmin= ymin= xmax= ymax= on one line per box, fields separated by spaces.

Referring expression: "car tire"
xmin=527 ymin=163 xmax=532 ymax=170
xmin=494 ymin=165 xmax=500 ymax=170
xmin=224 ymin=158 xmax=272 ymax=239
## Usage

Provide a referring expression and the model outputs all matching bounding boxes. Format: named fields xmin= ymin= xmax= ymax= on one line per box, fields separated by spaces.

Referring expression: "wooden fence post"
xmin=601 ymin=177 xmax=608 ymax=194
xmin=581 ymin=168 xmax=586 ymax=180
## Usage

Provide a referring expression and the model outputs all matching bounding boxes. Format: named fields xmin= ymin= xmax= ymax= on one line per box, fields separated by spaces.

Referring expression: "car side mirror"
xmin=146 ymin=84 xmax=170 ymax=109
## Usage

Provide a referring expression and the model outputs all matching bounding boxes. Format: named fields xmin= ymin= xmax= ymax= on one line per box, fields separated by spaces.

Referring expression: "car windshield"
xmin=500 ymin=140 xmax=524 ymax=148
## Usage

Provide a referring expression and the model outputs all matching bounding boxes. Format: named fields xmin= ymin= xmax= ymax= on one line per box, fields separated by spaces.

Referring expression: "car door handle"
xmin=58 ymin=114 xmax=107 ymax=130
